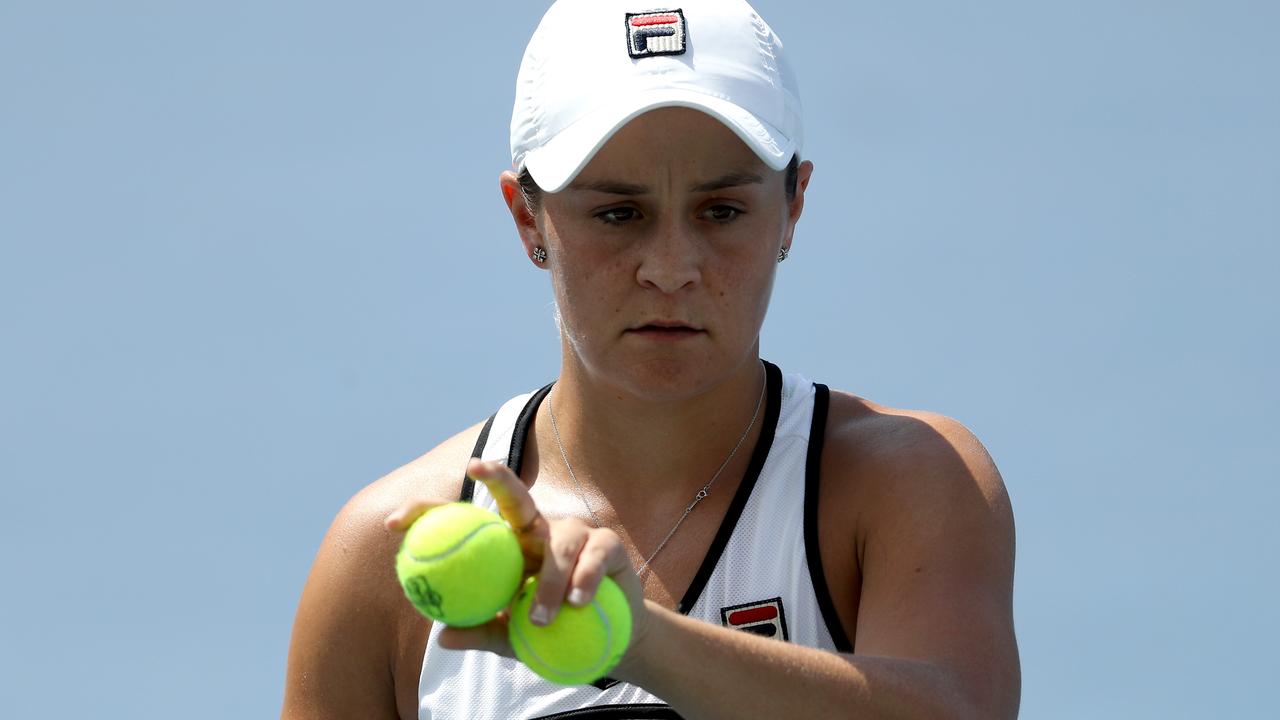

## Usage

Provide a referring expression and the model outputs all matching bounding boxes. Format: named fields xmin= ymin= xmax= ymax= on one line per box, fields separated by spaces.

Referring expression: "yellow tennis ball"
xmin=394 ymin=502 xmax=524 ymax=627
xmin=507 ymin=575 xmax=633 ymax=685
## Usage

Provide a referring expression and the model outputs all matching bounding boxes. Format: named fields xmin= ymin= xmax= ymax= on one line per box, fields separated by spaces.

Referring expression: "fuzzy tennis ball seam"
xmin=508 ymin=575 xmax=633 ymax=685
xmin=394 ymin=503 xmax=524 ymax=628
xmin=509 ymin=602 xmax=622 ymax=678
xmin=398 ymin=520 xmax=507 ymax=619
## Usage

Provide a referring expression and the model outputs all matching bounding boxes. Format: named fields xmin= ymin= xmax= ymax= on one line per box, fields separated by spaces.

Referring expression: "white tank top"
xmin=418 ymin=361 xmax=852 ymax=719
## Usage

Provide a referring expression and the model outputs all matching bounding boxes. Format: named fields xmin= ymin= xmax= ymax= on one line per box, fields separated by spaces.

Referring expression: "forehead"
xmin=574 ymin=107 xmax=769 ymax=183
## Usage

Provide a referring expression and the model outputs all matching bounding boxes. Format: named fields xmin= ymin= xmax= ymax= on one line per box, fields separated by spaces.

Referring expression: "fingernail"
xmin=568 ymin=588 xmax=588 ymax=606
xmin=530 ymin=603 xmax=550 ymax=626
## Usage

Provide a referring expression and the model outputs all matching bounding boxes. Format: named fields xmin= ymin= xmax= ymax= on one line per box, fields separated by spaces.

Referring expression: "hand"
xmin=384 ymin=458 xmax=650 ymax=665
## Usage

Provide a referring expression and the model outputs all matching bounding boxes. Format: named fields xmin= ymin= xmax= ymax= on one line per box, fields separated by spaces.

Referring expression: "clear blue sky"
xmin=1 ymin=1 xmax=1276 ymax=717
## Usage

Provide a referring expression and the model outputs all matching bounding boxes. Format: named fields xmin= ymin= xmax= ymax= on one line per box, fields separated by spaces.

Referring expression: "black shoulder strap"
xmin=675 ymin=360 xmax=784 ymax=614
xmin=803 ymin=382 xmax=855 ymax=652
xmin=459 ymin=383 xmax=555 ymax=502
xmin=459 ymin=412 xmax=497 ymax=503
xmin=509 ymin=383 xmax=554 ymax=475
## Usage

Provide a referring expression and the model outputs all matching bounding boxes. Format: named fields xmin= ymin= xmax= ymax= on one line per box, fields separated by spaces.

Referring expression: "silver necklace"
xmin=546 ymin=364 xmax=767 ymax=577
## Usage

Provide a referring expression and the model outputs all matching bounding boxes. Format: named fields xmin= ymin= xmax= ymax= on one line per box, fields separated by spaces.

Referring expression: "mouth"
xmin=627 ymin=321 xmax=706 ymax=339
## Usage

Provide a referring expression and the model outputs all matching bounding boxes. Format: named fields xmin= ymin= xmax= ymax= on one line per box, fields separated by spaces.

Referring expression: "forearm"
xmin=617 ymin=603 xmax=986 ymax=720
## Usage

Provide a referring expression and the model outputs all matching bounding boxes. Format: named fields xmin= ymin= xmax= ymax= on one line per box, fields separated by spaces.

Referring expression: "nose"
xmin=635 ymin=218 xmax=702 ymax=294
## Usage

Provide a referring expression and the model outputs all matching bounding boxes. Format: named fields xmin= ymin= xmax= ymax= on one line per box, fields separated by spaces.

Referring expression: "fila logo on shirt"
xmin=626 ymin=9 xmax=688 ymax=58
xmin=720 ymin=597 xmax=790 ymax=640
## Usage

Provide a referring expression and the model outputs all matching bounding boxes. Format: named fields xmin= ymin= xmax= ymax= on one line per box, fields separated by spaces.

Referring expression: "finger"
xmin=531 ymin=518 xmax=591 ymax=625
xmin=437 ymin=611 xmax=514 ymax=659
xmin=384 ymin=499 xmax=446 ymax=532
xmin=468 ymin=458 xmax=537 ymax=526
xmin=468 ymin=458 xmax=548 ymax=554
xmin=567 ymin=527 xmax=632 ymax=607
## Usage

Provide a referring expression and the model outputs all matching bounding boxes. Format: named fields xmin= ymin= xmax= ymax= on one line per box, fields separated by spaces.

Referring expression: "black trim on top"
xmin=534 ymin=703 xmax=683 ymax=719
xmin=459 ymin=383 xmax=551 ymax=503
xmin=675 ymin=360 xmax=783 ymax=614
xmin=802 ymin=383 xmax=855 ymax=652
xmin=590 ymin=675 xmax=620 ymax=691
xmin=459 ymin=413 xmax=498 ymax=503
xmin=488 ymin=364 xmax=783 ymax=693
xmin=509 ymin=382 xmax=555 ymax=475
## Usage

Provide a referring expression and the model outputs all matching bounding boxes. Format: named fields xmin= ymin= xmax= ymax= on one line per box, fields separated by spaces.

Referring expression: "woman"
xmin=283 ymin=1 xmax=1020 ymax=718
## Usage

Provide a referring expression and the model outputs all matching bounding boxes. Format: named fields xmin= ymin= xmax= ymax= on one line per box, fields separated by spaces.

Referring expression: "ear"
xmin=781 ymin=160 xmax=814 ymax=255
xmin=500 ymin=170 xmax=547 ymax=269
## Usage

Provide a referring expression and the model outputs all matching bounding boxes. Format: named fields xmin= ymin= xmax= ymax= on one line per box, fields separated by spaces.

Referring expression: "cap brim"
xmin=522 ymin=88 xmax=795 ymax=193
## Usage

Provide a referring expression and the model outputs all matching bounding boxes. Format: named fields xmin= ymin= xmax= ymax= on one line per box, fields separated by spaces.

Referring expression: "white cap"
xmin=510 ymin=0 xmax=803 ymax=193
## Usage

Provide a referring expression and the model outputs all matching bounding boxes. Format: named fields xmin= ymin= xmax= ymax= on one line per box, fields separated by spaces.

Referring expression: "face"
xmin=502 ymin=107 xmax=813 ymax=400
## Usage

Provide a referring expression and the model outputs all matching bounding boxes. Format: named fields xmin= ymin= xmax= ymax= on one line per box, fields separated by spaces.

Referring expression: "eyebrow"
xmin=567 ymin=180 xmax=648 ymax=195
xmin=566 ymin=171 xmax=765 ymax=196
xmin=690 ymin=172 xmax=764 ymax=193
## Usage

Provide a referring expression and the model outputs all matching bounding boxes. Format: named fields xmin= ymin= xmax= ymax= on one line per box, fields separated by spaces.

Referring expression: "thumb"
xmin=437 ymin=612 xmax=515 ymax=660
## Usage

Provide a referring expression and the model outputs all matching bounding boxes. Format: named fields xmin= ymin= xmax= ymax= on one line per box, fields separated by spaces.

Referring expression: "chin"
xmin=608 ymin=350 xmax=745 ymax=402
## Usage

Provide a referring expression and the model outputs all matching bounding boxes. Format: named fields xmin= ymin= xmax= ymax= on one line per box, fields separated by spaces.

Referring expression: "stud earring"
xmin=778 ymin=246 xmax=790 ymax=263
xmin=533 ymin=247 xmax=547 ymax=264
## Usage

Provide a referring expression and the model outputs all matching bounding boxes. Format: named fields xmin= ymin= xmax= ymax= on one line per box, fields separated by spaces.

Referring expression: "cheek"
xmin=715 ymin=263 xmax=776 ymax=316
xmin=557 ymin=263 xmax=624 ymax=312
xmin=707 ymin=226 xmax=781 ymax=325
xmin=697 ymin=268 xmax=767 ymax=348
xmin=546 ymin=236 xmax=633 ymax=324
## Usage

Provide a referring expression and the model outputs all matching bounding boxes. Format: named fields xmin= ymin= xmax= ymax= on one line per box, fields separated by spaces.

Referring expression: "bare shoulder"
xmin=321 ymin=418 xmax=488 ymax=581
xmin=822 ymin=389 xmax=1012 ymax=530
xmin=818 ymin=389 xmax=1019 ymax=716
xmin=282 ymin=420 xmax=488 ymax=720
xmin=358 ymin=420 xmax=488 ymax=518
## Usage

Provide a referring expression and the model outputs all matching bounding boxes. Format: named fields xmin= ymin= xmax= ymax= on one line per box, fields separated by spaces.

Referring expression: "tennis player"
xmin=283 ymin=1 xmax=1020 ymax=717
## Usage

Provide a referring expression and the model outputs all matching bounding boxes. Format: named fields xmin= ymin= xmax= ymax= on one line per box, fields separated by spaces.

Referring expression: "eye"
xmin=702 ymin=204 xmax=745 ymax=223
xmin=596 ymin=207 xmax=642 ymax=225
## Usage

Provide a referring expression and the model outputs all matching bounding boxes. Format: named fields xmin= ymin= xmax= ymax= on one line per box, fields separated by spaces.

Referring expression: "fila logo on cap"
xmin=626 ymin=9 xmax=687 ymax=59
xmin=720 ymin=597 xmax=790 ymax=640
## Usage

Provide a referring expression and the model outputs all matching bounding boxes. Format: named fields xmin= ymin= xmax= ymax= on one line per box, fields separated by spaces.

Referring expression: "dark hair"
xmin=518 ymin=154 xmax=801 ymax=213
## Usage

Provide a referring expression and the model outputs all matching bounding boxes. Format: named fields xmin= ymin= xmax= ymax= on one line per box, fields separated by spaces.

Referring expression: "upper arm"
xmin=848 ymin=413 xmax=1020 ymax=717
xmin=282 ymin=487 xmax=406 ymax=719
xmin=281 ymin=420 xmax=484 ymax=719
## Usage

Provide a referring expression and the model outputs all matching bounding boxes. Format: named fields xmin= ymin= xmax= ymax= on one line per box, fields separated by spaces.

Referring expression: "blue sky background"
xmin=2 ymin=1 xmax=1276 ymax=717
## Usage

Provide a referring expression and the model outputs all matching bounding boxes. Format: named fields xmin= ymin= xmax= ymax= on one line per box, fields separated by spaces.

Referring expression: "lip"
xmin=628 ymin=319 xmax=704 ymax=331
xmin=626 ymin=320 xmax=706 ymax=341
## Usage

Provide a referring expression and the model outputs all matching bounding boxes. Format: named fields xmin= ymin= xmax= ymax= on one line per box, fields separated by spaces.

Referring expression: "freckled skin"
xmin=283 ymin=107 xmax=1019 ymax=720
xmin=520 ymin=108 xmax=806 ymax=402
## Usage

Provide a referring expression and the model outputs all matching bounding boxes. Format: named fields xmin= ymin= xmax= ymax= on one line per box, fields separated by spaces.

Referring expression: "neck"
xmin=540 ymin=354 xmax=769 ymax=514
